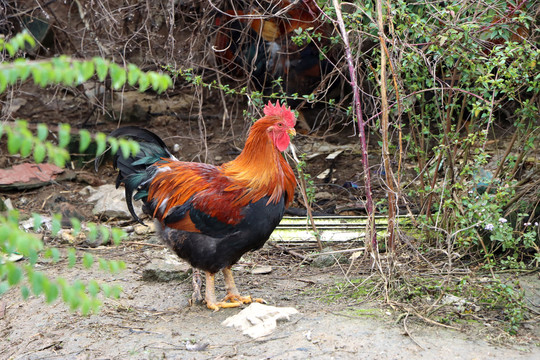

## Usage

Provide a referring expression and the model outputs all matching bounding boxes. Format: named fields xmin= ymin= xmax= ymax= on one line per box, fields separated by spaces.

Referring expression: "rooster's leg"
xmin=221 ymin=266 xmax=264 ymax=304
xmin=204 ymin=271 xmax=242 ymax=311
xmin=191 ymin=268 xmax=203 ymax=304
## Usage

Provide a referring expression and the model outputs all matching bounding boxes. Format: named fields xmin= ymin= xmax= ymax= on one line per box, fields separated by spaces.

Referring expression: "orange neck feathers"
xmin=222 ymin=116 xmax=296 ymax=207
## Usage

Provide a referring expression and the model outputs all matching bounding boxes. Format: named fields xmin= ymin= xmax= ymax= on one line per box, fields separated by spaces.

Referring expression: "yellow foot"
xmin=206 ymin=301 xmax=243 ymax=311
xmin=222 ymin=293 xmax=253 ymax=304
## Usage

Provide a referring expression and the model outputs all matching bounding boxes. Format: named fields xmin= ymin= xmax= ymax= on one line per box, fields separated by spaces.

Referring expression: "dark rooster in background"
xmin=214 ymin=0 xmax=332 ymax=99
xmin=98 ymin=102 xmax=297 ymax=310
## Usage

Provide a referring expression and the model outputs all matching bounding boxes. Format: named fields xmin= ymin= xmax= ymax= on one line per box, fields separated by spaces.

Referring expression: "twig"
xmin=331 ymin=0 xmax=376 ymax=251
xmin=376 ymin=0 xmax=397 ymax=252
xmin=403 ymin=313 xmax=425 ymax=350
xmin=123 ymin=241 xmax=166 ymax=248
xmin=397 ymin=304 xmax=461 ymax=330
xmin=268 ymin=241 xmax=312 ymax=262
xmin=306 ymin=247 xmax=365 ymax=257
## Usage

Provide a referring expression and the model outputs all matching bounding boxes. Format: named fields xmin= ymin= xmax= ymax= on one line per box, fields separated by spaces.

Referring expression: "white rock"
xmin=251 ymin=266 xmax=273 ymax=275
xmin=222 ymin=303 xmax=299 ymax=339
xmin=3 ymin=198 xmax=14 ymax=210
xmin=86 ymin=184 xmax=143 ymax=219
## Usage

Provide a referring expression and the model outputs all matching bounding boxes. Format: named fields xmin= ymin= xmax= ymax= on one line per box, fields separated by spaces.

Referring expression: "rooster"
xmin=214 ymin=0 xmax=331 ymax=98
xmin=98 ymin=102 xmax=297 ymax=310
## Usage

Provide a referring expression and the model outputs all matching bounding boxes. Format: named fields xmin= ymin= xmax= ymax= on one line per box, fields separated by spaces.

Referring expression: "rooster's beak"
xmin=288 ymin=128 xmax=296 ymax=137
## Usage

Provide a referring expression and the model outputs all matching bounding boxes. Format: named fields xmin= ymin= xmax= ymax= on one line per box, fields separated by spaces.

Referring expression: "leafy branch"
xmin=0 ymin=30 xmax=174 ymax=314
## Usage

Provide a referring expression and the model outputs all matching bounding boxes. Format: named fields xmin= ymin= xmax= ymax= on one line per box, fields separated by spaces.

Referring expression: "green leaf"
xmin=31 ymin=271 xmax=44 ymax=295
xmin=0 ymin=71 xmax=7 ymax=93
xmin=81 ymin=61 xmax=95 ymax=81
xmin=111 ymin=228 xmax=125 ymax=245
xmin=33 ymin=213 xmax=42 ymax=231
xmin=118 ymin=138 xmax=131 ymax=159
xmin=158 ymin=75 xmax=172 ymax=93
xmin=21 ymin=285 xmax=30 ymax=300
xmin=32 ymin=63 xmax=51 ymax=87
xmin=130 ymin=141 xmax=140 ymax=157
xmin=148 ymin=72 xmax=161 ymax=91
xmin=58 ymin=123 xmax=71 ymax=148
xmin=14 ymin=60 xmax=31 ymax=81
xmin=20 ymin=136 xmax=33 ymax=157
xmin=71 ymin=217 xmax=81 ymax=235
xmin=98 ymin=258 xmax=107 ymax=271
xmin=44 ymin=281 xmax=59 ymax=303
xmin=7 ymin=130 xmax=22 ymax=154
xmin=4 ymin=68 xmax=18 ymax=85
xmin=109 ymin=285 xmax=122 ymax=298
xmin=95 ymin=132 xmax=107 ymax=157
xmin=82 ymin=253 xmax=94 ymax=268
xmin=5 ymin=43 xmax=15 ymax=57
xmin=87 ymin=222 xmax=98 ymax=241
xmin=49 ymin=248 xmax=60 ymax=262
xmin=37 ymin=123 xmax=49 ymax=141
xmin=80 ymin=297 xmax=91 ymax=315
xmin=90 ymin=298 xmax=101 ymax=313
xmin=109 ymin=63 xmax=126 ymax=90
xmin=108 ymin=137 xmax=119 ymax=156
xmin=87 ymin=280 xmax=100 ymax=297
xmin=27 ymin=249 xmax=38 ymax=265
xmin=50 ymin=147 xmax=69 ymax=167
xmin=127 ymin=64 xmax=141 ymax=86
xmin=93 ymin=57 xmax=109 ymax=82
xmin=33 ymin=141 xmax=46 ymax=163
xmin=99 ymin=226 xmax=110 ymax=244
xmin=108 ymin=260 xmax=125 ymax=274
xmin=61 ymin=67 xmax=76 ymax=86
xmin=6 ymin=262 xmax=22 ymax=286
xmin=51 ymin=213 xmax=62 ymax=236
xmin=138 ymin=73 xmax=149 ymax=92
xmin=0 ymin=282 xmax=9 ymax=296
xmin=67 ymin=248 xmax=76 ymax=268
xmin=101 ymin=283 xmax=111 ymax=297
xmin=23 ymin=30 xmax=36 ymax=48
xmin=78 ymin=129 xmax=92 ymax=152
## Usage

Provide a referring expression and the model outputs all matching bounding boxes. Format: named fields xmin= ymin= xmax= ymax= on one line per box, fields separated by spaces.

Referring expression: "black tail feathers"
xmin=95 ymin=126 xmax=173 ymax=223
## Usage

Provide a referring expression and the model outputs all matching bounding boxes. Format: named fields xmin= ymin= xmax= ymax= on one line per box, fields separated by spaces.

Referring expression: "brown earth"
xmin=1 ymin=243 xmax=539 ymax=359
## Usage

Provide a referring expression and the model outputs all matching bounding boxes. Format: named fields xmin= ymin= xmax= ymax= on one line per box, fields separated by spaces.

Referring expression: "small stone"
xmin=311 ymin=247 xmax=349 ymax=268
xmin=311 ymin=254 xmax=336 ymax=268
xmin=142 ymin=257 xmax=191 ymax=282
xmin=60 ymin=231 xmax=77 ymax=244
xmin=314 ymin=191 xmax=333 ymax=201
xmin=58 ymin=229 xmax=86 ymax=245
xmin=0 ymin=198 xmax=13 ymax=211
xmin=87 ymin=184 xmax=143 ymax=219
xmin=251 ymin=266 xmax=273 ymax=275
xmin=134 ymin=222 xmax=156 ymax=235
xmin=185 ymin=342 xmax=209 ymax=351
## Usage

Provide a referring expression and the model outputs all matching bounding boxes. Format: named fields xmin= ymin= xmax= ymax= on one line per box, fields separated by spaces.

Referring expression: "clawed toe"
xmin=206 ymin=301 xmax=242 ymax=311
xmin=222 ymin=293 xmax=253 ymax=304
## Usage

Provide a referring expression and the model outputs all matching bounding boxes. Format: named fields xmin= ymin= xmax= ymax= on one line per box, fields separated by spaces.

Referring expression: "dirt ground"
xmin=0 ymin=242 xmax=539 ymax=360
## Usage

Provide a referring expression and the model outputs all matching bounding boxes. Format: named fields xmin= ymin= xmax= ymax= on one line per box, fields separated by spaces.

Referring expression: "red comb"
xmin=263 ymin=101 xmax=296 ymax=127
